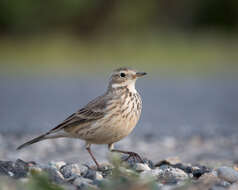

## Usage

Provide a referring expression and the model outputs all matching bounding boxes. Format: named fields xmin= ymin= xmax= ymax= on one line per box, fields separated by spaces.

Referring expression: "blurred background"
xmin=0 ymin=0 xmax=238 ymax=166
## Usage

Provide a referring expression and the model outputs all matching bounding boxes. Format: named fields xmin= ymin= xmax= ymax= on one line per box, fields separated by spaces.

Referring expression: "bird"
xmin=17 ymin=67 xmax=147 ymax=168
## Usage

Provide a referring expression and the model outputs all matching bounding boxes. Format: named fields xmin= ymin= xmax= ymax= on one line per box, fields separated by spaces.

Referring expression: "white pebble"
xmin=135 ymin=163 xmax=151 ymax=172
xmin=8 ymin=171 xmax=14 ymax=177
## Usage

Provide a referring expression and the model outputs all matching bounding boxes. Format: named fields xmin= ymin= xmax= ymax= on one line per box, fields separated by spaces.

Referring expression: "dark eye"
xmin=120 ymin=73 xmax=126 ymax=77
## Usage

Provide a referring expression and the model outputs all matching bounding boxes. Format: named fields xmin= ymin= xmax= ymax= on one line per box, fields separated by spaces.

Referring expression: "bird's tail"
xmin=16 ymin=132 xmax=50 ymax=150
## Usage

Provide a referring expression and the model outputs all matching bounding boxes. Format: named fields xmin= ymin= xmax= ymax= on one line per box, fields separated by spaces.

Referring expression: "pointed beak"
xmin=136 ymin=72 xmax=147 ymax=78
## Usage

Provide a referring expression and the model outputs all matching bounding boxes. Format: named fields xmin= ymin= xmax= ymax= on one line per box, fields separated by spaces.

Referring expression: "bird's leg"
xmin=86 ymin=144 xmax=100 ymax=169
xmin=108 ymin=144 xmax=144 ymax=163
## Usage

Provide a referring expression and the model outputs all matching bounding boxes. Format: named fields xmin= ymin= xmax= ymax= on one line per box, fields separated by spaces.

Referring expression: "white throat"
xmin=111 ymin=80 xmax=137 ymax=93
xmin=127 ymin=81 xmax=137 ymax=93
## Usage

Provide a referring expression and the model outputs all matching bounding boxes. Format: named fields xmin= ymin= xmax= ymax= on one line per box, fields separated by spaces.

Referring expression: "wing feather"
xmin=49 ymin=93 xmax=112 ymax=133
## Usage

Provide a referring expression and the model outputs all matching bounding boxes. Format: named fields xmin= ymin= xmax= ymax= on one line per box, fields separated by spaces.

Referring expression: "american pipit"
xmin=17 ymin=67 xmax=146 ymax=168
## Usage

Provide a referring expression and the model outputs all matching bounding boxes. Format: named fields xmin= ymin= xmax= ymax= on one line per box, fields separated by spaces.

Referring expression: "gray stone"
xmin=60 ymin=163 xmax=82 ymax=179
xmin=43 ymin=167 xmax=65 ymax=183
xmin=83 ymin=168 xmax=96 ymax=180
xmin=73 ymin=177 xmax=96 ymax=189
xmin=140 ymin=168 xmax=163 ymax=180
xmin=82 ymin=168 xmax=103 ymax=181
xmin=157 ymin=167 xmax=188 ymax=184
xmin=217 ymin=167 xmax=238 ymax=183
xmin=49 ymin=161 xmax=66 ymax=170
xmin=159 ymin=164 xmax=170 ymax=170
xmin=134 ymin=163 xmax=151 ymax=172
xmin=0 ymin=159 xmax=29 ymax=179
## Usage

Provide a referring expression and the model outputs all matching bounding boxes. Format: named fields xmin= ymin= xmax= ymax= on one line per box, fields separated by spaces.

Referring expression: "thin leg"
xmin=86 ymin=145 xmax=100 ymax=168
xmin=108 ymin=144 xmax=144 ymax=163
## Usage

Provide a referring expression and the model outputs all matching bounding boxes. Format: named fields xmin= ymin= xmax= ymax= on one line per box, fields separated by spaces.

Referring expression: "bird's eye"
xmin=120 ymin=73 xmax=126 ymax=77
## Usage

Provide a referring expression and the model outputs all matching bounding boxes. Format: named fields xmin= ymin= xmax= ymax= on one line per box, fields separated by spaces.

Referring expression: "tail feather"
xmin=16 ymin=133 xmax=49 ymax=150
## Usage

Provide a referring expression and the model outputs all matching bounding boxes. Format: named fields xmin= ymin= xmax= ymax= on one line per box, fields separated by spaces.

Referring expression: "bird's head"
xmin=108 ymin=67 xmax=146 ymax=92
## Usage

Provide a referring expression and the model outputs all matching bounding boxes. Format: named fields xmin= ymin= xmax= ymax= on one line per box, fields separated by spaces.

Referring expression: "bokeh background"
xmin=0 ymin=0 xmax=238 ymax=166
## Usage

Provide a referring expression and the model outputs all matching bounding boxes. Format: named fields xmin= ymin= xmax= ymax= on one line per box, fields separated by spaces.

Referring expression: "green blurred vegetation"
xmin=0 ymin=0 xmax=238 ymax=76
xmin=1 ymin=33 xmax=238 ymax=77
xmin=0 ymin=0 xmax=237 ymax=36
xmin=26 ymin=172 xmax=63 ymax=190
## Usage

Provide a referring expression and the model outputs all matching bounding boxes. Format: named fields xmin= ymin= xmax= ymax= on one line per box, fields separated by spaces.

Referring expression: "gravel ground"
xmin=1 ymin=134 xmax=238 ymax=167
xmin=0 ymin=156 xmax=238 ymax=190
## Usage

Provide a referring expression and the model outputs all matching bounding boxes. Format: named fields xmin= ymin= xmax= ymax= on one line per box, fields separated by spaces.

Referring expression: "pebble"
xmin=122 ymin=155 xmax=154 ymax=169
xmin=0 ymin=159 xmax=28 ymax=179
xmin=43 ymin=167 xmax=65 ymax=183
xmin=81 ymin=168 xmax=103 ymax=181
xmin=60 ymin=163 xmax=82 ymax=178
xmin=158 ymin=167 xmax=188 ymax=184
xmin=2 ymin=158 xmax=238 ymax=190
xmin=73 ymin=177 xmax=94 ymax=188
xmin=217 ymin=167 xmax=238 ymax=183
xmin=134 ymin=163 xmax=151 ymax=172
xmin=8 ymin=171 xmax=14 ymax=177
xmin=140 ymin=168 xmax=163 ymax=180
xmin=95 ymin=172 xmax=103 ymax=180
xmin=49 ymin=161 xmax=66 ymax=170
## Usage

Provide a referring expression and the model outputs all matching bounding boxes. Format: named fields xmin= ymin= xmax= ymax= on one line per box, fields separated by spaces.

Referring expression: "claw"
xmin=122 ymin=151 xmax=144 ymax=163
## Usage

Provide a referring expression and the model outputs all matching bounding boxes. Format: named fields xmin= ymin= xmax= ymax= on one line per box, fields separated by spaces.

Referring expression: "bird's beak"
xmin=136 ymin=72 xmax=147 ymax=77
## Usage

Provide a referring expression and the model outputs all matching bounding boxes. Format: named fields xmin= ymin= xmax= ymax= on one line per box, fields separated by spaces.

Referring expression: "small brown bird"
xmin=17 ymin=67 xmax=146 ymax=168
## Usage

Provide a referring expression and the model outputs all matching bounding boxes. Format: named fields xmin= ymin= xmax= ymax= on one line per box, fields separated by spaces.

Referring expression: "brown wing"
xmin=49 ymin=93 xmax=111 ymax=133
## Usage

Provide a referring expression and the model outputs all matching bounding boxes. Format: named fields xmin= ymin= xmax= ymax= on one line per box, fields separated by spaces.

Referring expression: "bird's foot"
xmin=123 ymin=151 xmax=144 ymax=163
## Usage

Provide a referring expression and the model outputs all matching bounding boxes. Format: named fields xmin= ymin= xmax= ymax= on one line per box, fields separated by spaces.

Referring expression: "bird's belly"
xmin=75 ymin=112 xmax=139 ymax=144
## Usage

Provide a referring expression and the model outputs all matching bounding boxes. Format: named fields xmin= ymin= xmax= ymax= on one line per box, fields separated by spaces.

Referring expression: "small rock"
xmin=82 ymin=168 xmax=103 ymax=181
xmin=140 ymin=168 xmax=163 ymax=180
xmin=217 ymin=167 xmax=238 ymax=183
xmin=134 ymin=163 xmax=151 ymax=172
xmin=0 ymin=159 xmax=29 ymax=179
xmin=172 ymin=163 xmax=193 ymax=174
xmin=121 ymin=155 xmax=153 ymax=168
xmin=49 ymin=161 xmax=66 ymax=170
xmin=95 ymin=172 xmax=103 ymax=180
xmin=192 ymin=168 xmax=207 ymax=178
xmin=83 ymin=168 xmax=96 ymax=180
xmin=60 ymin=163 xmax=82 ymax=179
xmin=142 ymin=158 xmax=154 ymax=169
xmin=98 ymin=164 xmax=113 ymax=177
xmin=73 ymin=177 xmax=95 ymax=189
xmin=44 ymin=167 xmax=65 ymax=183
xmin=159 ymin=164 xmax=170 ymax=170
xmin=8 ymin=171 xmax=14 ymax=177
xmin=158 ymin=167 xmax=188 ymax=184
